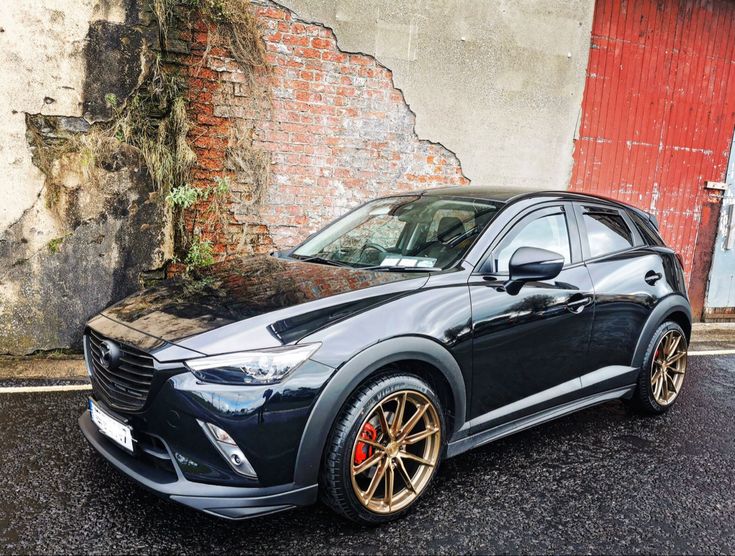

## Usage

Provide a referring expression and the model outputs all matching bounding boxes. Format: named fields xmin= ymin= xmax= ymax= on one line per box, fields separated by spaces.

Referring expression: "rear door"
xmin=573 ymin=202 xmax=658 ymax=374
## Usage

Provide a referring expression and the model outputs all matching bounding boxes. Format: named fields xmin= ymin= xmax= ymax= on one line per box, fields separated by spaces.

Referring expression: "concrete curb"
xmin=690 ymin=322 xmax=735 ymax=351
xmin=0 ymin=357 xmax=87 ymax=380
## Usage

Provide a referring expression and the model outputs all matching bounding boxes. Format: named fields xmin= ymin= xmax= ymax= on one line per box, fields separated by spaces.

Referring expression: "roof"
xmin=418 ymin=185 xmax=644 ymax=210
xmin=418 ymin=185 xmax=536 ymax=202
xmin=417 ymin=185 xmax=659 ymax=228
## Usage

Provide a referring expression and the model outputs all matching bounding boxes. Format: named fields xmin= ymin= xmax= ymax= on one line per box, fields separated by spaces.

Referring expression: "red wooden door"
xmin=571 ymin=0 xmax=735 ymax=308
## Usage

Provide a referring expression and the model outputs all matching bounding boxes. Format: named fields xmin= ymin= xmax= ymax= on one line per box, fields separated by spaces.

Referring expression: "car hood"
xmin=98 ymin=254 xmax=429 ymax=356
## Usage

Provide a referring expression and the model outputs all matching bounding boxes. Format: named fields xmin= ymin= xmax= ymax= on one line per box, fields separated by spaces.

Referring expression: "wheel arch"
xmin=631 ymin=294 xmax=692 ymax=369
xmin=666 ymin=309 xmax=692 ymax=342
xmin=292 ymin=336 xmax=467 ymax=487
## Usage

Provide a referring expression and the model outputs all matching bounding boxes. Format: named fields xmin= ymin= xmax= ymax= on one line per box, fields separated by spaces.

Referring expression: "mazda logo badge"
xmin=99 ymin=340 xmax=121 ymax=370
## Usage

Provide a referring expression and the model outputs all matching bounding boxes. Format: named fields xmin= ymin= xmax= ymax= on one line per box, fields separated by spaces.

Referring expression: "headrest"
xmin=437 ymin=216 xmax=464 ymax=241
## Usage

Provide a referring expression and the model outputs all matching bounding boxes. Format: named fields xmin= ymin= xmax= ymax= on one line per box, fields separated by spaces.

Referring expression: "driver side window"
xmin=495 ymin=210 xmax=571 ymax=273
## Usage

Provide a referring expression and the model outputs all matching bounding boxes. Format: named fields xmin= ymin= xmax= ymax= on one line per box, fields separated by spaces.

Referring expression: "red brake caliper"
xmin=354 ymin=422 xmax=377 ymax=465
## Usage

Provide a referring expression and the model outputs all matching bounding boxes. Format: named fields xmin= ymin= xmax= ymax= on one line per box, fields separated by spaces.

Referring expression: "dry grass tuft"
xmin=113 ymin=58 xmax=195 ymax=194
xmin=25 ymin=116 xmax=124 ymax=209
xmin=201 ymin=0 xmax=267 ymax=73
xmin=152 ymin=0 xmax=268 ymax=81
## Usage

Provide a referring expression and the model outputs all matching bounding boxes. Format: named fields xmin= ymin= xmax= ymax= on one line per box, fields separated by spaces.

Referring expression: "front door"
xmin=468 ymin=204 xmax=595 ymax=430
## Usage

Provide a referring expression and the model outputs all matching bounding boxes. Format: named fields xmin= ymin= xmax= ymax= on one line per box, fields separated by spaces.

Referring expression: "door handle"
xmin=645 ymin=270 xmax=663 ymax=285
xmin=566 ymin=294 xmax=592 ymax=314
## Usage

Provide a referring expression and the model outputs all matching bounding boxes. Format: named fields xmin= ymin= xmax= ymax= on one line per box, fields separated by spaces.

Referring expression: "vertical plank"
xmin=570 ymin=0 xmax=735 ymax=289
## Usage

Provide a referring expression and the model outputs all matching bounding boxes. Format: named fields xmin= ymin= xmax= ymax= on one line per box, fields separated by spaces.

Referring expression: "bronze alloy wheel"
xmin=349 ymin=390 xmax=442 ymax=514
xmin=650 ymin=329 xmax=688 ymax=406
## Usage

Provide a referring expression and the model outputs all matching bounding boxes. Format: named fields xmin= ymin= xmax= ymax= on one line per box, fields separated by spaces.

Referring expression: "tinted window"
xmin=629 ymin=210 xmax=665 ymax=247
xmin=292 ymin=195 xmax=501 ymax=270
xmin=582 ymin=208 xmax=634 ymax=257
xmin=495 ymin=211 xmax=571 ymax=273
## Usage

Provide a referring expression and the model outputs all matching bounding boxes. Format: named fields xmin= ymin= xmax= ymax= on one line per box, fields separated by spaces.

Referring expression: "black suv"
xmin=79 ymin=187 xmax=691 ymax=523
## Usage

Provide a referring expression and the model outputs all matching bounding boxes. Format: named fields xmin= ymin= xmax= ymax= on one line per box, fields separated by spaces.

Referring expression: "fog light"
xmin=197 ymin=420 xmax=257 ymax=479
xmin=206 ymin=422 xmax=237 ymax=445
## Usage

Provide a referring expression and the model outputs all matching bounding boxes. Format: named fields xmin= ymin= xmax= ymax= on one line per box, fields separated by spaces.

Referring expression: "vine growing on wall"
xmin=28 ymin=0 xmax=270 ymax=272
xmin=149 ymin=0 xmax=270 ymax=270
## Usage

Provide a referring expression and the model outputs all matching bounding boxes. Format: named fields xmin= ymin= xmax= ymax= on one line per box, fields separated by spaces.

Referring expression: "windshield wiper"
xmin=290 ymin=254 xmax=440 ymax=272
xmin=289 ymin=254 xmax=355 ymax=268
xmin=356 ymin=264 xmax=442 ymax=272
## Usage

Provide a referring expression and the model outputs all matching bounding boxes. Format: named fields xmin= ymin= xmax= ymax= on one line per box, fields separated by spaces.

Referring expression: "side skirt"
xmin=445 ymin=385 xmax=635 ymax=459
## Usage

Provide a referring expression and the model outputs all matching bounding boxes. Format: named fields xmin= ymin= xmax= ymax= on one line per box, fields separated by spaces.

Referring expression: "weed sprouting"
xmin=184 ymin=235 xmax=215 ymax=269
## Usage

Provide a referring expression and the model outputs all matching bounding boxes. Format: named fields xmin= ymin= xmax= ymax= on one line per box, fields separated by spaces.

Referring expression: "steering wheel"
xmin=358 ymin=242 xmax=387 ymax=264
xmin=361 ymin=242 xmax=387 ymax=254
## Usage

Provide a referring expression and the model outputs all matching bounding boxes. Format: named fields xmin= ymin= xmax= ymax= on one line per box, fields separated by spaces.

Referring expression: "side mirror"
xmin=506 ymin=246 xmax=564 ymax=295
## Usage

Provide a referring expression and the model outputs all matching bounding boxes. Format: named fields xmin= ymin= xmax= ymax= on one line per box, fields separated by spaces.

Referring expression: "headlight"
xmin=185 ymin=343 xmax=321 ymax=385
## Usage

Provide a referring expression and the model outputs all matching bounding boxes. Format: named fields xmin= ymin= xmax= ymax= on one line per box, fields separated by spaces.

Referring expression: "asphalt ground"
xmin=1 ymin=354 xmax=734 ymax=554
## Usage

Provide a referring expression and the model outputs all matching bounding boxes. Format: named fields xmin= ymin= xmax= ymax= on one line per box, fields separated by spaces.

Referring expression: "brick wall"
xmin=184 ymin=2 xmax=468 ymax=259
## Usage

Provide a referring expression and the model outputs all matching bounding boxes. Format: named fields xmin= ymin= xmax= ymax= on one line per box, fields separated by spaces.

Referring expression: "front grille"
xmin=87 ymin=329 xmax=156 ymax=412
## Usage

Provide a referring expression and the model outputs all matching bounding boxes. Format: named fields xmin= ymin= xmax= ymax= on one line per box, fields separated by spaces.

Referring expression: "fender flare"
xmin=292 ymin=336 xmax=467 ymax=487
xmin=631 ymin=294 xmax=692 ymax=369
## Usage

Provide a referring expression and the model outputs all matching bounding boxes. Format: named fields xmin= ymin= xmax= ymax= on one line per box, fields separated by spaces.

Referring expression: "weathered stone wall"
xmin=0 ymin=0 xmax=593 ymax=354
xmin=0 ymin=0 xmax=170 ymax=354
xmin=0 ymin=0 xmax=107 ymax=232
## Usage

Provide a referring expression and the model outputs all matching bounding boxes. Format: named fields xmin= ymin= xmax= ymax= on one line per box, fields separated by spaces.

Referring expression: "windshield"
xmin=291 ymin=195 xmax=502 ymax=270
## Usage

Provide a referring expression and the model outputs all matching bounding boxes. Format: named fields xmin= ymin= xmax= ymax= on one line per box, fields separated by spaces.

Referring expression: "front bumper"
xmin=78 ymin=327 xmax=335 ymax=520
xmin=80 ymin=410 xmax=318 ymax=519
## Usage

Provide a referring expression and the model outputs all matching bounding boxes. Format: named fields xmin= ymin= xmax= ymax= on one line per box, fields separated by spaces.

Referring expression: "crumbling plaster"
xmin=278 ymin=0 xmax=595 ymax=189
xmin=0 ymin=0 xmax=169 ymax=354
xmin=0 ymin=0 xmax=128 ymax=233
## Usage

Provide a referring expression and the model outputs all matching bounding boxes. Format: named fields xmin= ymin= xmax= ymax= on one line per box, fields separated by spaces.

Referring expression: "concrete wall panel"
xmin=0 ymin=1 xmax=169 ymax=354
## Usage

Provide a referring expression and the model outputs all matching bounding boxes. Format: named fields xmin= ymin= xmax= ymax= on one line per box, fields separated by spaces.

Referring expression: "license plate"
xmin=89 ymin=399 xmax=134 ymax=452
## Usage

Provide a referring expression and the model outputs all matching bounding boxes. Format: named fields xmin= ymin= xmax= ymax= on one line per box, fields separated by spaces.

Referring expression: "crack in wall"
xmin=268 ymin=0 xmax=471 ymax=185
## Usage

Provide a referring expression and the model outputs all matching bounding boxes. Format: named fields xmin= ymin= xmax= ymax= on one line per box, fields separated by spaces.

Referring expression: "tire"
xmin=320 ymin=373 xmax=445 ymax=524
xmin=630 ymin=320 xmax=689 ymax=414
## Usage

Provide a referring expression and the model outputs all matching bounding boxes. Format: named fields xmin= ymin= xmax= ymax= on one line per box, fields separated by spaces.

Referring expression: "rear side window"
xmin=581 ymin=207 xmax=634 ymax=258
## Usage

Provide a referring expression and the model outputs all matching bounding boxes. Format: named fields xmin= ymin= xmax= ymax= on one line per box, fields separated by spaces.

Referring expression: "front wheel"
xmin=320 ymin=373 xmax=444 ymax=524
xmin=631 ymin=321 xmax=689 ymax=414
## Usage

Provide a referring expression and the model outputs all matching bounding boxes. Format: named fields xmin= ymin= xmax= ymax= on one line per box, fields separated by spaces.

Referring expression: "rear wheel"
xmin=631 ymin=321 xmax=688 ymax=414
xmin=321 ymin=373 xmax=444 ymax=524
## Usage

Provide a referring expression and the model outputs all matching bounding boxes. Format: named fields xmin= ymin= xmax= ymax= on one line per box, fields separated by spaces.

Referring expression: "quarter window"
xmin=582 ymin=208 xmax=634 ymax=258
xmin=629 ymin=210 xmax=665 ymax=247
xmin=495 ymin=211 xmax=571 ymax=273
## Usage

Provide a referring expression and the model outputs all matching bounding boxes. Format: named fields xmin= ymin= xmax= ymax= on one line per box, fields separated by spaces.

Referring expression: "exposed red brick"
xmin=181 ymin=2 xmax=467 ymax=260
xmin=311 ymin=37 xmax=334 ymax=49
